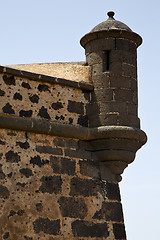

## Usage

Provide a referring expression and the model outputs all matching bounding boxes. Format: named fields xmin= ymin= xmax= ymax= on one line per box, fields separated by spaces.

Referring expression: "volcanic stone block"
xmin=99 ymin=101 xmax=127 ymax=114
xmin=36 ymin=145 xmax=62 ymax=155
xmin=50 ymin=156 xmax=75 ymax=175
xmin=16 ymin=141 xmax=30 ymax=149
xmin=30 ymin=155 xmax=49 ymax=167
xmin=38 ymin=84 xmax=50 ymax=92
xmin=72 ymin=220 xmax=109 ymax=238
xmin=91 ymin=63 xmax=104 ymax=75
xmin=19 ymin=168 xmax=33 ymax=178
xmin=77 ymin=115 xmax=88 ymax=127
xmin=113 ymin=223 xmax=126 ymax=239
xmin=114 ymin=89 xmax=133 ymax=102
xmin=29 ymin=94 xmax=39 ymax=103
xmin=19 ymin=110 xmax=32 ymax=118
xmin=110 ymin=50 xmax=137 ymax=66
xmin=58 ymin=196 xmax=88 ymax=219
xmin=119 ymin=114 xmax=140 ymax=128
xmin=5 ymin=150 xmax=20 ymax=163
xmin=51 ymin=101 xmax=63 ymax=110
xmin=64 ymin=148 xmax=91 ymax=159
xmin=86 ymin=103 xmax=100 ymax=116
xmin=33 ymin=218 xmax=60 ymax=235
xmin=22 ymin=82 xmax=31 ymax=89
xmin=3 ymin=75 xmax=15 ymax=85
xmin=110 ymin=61 xmax=122 ymax=74
xmin=0 ymin=89 xmax=5 ymax=96
xmin=38 ymin=106 xmax=51 ymax=119
xmin=79 ymin=159 xmax=101 ymax=179
xmin=85 ymin=38 xmax=115 ymax=53
xmin=70 ymin=177 xmax=103 ymax=197
xmin=91 ymin=73 xmax=110 ymax=90
xmin=115 ymin=39 xmax=136 ymax=53
xmin=122 ymin=63 xmax=137 ymax=78
xmin=67 ymin=100 xmax=84 ymax=114
xmin=93 ymin=202 xmax=124 ymax=222
xmin=130 ymin=78 xmax=137 ymax=91
xmin=91 ymin=89 xmax=113 ymax=102
xmin=109 ymin=75 xmax=131 ymax=89
xmin=127 ymin=103 xmax=138 ymax=116
xmin=39 ymin=176 xmax=62 ymax=194
xmin=2 ymin=103 xmax=15 ymax=115
xmin=13 ymin=92 xmax=22 ymax=100
xmin=105 ymin=182 xmax=121 ymax=201
xmin=86 ymin=51 xmax=104 ymax=65
xmin=99 ymin=113 xmax=119 ymax=126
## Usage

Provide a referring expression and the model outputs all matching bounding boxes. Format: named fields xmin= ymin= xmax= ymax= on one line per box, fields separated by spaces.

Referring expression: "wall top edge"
xmin=0 ymin=65 xmax=94 ymax=92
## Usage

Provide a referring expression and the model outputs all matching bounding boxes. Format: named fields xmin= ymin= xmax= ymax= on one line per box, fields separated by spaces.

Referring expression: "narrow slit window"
xmin=103 ymin=50 xmax=110 ymax=72
xmin=105 ymin=51 xmax=110 ymax=71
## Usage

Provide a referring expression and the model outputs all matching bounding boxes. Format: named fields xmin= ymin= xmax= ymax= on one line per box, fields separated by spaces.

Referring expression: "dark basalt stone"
xmin=36 ymin=145 xmax=62 ymax=155
xmin=93 ymin=202 xmax=124 ymax=222
xmin=22 ymin=82 xmax=31 ymax=89
xmin=69 ymin=118 xmax=73 ymax=124
xmin=55 ymin=115 xmax=65 ymax=121
xmin=33 ymin=218 xmax=60 ymax=235
xmin=70 ymin=177 xmax=104 ymax=197
xmin=51 ymin=101 xmax=63 ymax=110
xmin=16 ymin=141 xmax=30 ymax=149
xmin=5 ymin=150 xmax=20 ymax=163
xmin=30 ymin=155 xmax=49 ymax=167
xmin=3 ymin=75 xmax=15 ymax=85
xmin=2 ymin=103 xmax=15 ymax=115
xmin=67 ymin=100 xmax=84 ymax=114
xmin=50 ymin=156 xmax=75 ymax=176
xmin=113 ymin=223 xmax=126 ymax=239
xmin=77 ymin=115 xmax=88 ymax=127
xmin=0 ymin=89 xmax=5 ymax=96
xmin=58 ymin=196 xmax=88 ymax=219
xmin=19 ymin=110 xmax=32 ymax=118
xmin=39 ymin=176 xmax=62 ymax=194
xmin=29 ymin=94 xmax=39 ymax=103
xmin=72 ymin=220 xmax=109 ymax=238
xmin=38 ymin=84 xmax=50 ymax=92
xmin=3 ymin=232 xmax=10 ymax=239
xmin=19 ymin=168 xmax=33 ymax=178
xmin=38 ymin=106 xmax=51 ymax=120
xmin=13 ymin=92 xmax=22 ymax=100
xmin=0 ymin=185 xmax=10 ymax=199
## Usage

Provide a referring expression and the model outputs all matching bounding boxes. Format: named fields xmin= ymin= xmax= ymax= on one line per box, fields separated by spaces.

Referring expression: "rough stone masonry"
xmin=0 ymin=12 xmax=147 ymax=239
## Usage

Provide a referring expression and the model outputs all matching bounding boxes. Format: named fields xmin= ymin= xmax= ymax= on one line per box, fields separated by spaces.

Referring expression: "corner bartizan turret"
xmin=80 ymin=12 xmax=147 ymax=182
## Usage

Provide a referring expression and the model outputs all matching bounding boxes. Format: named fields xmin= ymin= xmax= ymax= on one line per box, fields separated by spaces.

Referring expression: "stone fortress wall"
xmin=0 ymin=11 xmax=147 ymax=240
xmin=0 ymin=66 xmax=126 ymax=240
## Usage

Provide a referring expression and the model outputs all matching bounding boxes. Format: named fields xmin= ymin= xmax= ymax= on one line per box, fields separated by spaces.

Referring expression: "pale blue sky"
xmin=0 ymin=1 xmax=159 ymax=239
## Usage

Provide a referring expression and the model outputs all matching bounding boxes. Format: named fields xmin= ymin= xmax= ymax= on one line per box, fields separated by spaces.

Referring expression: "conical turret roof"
xmin=91 ymin=11 xmax=132 ymax=32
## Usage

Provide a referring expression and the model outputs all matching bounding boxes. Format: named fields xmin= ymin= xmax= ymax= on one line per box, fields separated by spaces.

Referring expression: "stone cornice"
xmin=80 ymin=29 xmax=142 ymax=48
xmin=0 ymin=114 xmax=147 ymax=182
xmin=0 ymin=114 xmax=147 ymax=143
